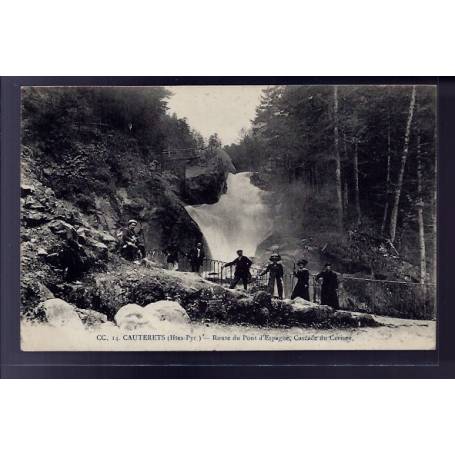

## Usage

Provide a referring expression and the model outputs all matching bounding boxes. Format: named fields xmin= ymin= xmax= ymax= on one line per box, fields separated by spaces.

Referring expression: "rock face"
xmin=183 ymin=167 xmax=228 ymax=205
xmin=182 ymin=151 xmax=235 ymax=205
xmin=20 ymin=147 xmax=204 ymax=316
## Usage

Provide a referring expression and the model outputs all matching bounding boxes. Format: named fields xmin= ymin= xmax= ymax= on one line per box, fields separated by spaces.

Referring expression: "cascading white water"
xmin=185 ymin=172 xmax=272 ymax=262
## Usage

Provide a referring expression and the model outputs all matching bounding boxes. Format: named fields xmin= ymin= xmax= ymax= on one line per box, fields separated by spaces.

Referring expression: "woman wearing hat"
xmin=260 ymin=253 xmax=284 ymax=299
xmin=291 ymin=259 xmax=310 ymax=301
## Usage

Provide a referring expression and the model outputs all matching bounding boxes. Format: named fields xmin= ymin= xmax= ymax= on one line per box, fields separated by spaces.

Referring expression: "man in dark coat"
xmin=316 ymin=263 xmax=339 ymax=309
xmin=120 ymin=219 xmax=144 ymax=261
xmin=222 ymin=249 xmax=252 ymax=290
xmin=291 ymin=259 xmax=310 ymax=301
xmin=188 ymin=241 xmax=205 ymax=273
xmin=260 ymin=253 xmax=284 ymax=299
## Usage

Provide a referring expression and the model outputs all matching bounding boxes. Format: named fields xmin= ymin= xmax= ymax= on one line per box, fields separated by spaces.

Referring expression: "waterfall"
xmin=185 ymin=172 xmax=272 ymax=262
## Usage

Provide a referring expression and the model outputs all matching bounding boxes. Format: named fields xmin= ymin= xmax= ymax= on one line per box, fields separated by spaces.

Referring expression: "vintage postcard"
xmin=20 ymin=84 xmax=436 ymax=351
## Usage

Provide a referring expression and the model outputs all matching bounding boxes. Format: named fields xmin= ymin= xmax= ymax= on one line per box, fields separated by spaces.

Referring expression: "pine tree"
xmin=333 ymin=86 xmax=343 ymax=230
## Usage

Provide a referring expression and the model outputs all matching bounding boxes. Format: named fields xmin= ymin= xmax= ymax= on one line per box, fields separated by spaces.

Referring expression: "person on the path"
xmin=222 ymin=250 xmax=252 ymax=290
xmin=164 ymin=243 xmax=181 ymax=271
xmin=120 ymin=219 xmax=144 ymax=261
xmin=260 ymin=253 xmax=284 ymax=299
xmin=188 ymin=241 xmax=205 ymax=273
xmin=291 ymin=259 xmax=310 ymax=300
xmin=316 ymin=263 xmax=339 ymax=309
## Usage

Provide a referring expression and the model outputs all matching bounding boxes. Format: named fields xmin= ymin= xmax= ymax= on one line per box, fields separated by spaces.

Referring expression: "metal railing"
xmin=148 ymin=251 xmax=269 ymax=288
xmin=282 ymin=272 xmax=435 ymax=319
xmin=335 ymin=276 xmax=436 ymax=320
xmin=147 ymin=250 xmax=436 ymax=320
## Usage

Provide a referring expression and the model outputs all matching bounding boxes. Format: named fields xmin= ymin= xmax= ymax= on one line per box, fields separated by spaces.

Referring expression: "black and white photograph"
xmin=4 ymin=2 xmax=455 ymax=455
xmin=20 ymin=84 xmax=437 ymax=350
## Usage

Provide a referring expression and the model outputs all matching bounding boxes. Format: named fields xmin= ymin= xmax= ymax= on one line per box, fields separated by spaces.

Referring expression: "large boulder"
xmin=231 ymin=292 xmax=273 ymax=325
xmin=292 ymin=297 xmax=314 ymax=306
xmin=41 ymin=298 xmax=84 ymax=329
xmin=330 ymin=310 xmax=357 ymax=327
xmin=269 ymin=299 xmax=295 ymax=325
xmin=187 ymin=290 xmax=273 ymax=325
xmin=288 ymin=300 xmax=335 ymax=325
xmin=143 ymin=300 xmax=190 ymax=326
xmin=183 ymin=168 xmax=227 ymax=204
xmin=252 ymin=291 xmax=272 ymax=309
xmin=182 ymin=150 xmax=234 ymax=205
xmin=114 ymin=304 xmax=149 ymax=330
xmin=114 ymin=300 xmax=190 ymax=330
xmin=183 ymin=286 xmax=244 ymax=320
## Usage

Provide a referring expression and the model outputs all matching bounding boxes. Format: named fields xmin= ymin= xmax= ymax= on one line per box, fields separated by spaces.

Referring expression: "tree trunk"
xmin=389 ymin=85 xmax=416 ymax=243
xmin=343 ymin=182 xmax=349 ymax=211
xmin=333 ymin=86 xmax=343 ymax=229
xmin=416 ymin=134 xmax=427 ymax=284
xmin=353 ymin=139 xmax=361 ymax=225
xmin=342 ymin=132 xmax=349 ymax=211
xmin=381 ymin=125 xmax=392 ymax=234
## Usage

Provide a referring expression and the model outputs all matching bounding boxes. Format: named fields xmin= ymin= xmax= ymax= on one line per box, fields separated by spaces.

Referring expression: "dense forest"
xmin=225 ymin=85 xmax=436 ymax=283
xmin=22 ymin=86 xmax=219 ymax=201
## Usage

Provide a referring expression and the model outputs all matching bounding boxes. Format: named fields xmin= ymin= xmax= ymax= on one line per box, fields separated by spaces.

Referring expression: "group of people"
xmin=221 ymin=249 xmax=339 ymax=309
xmin=119 ymin=220 xmax=339 ymax=309
xmin=163 ymin=241 xmax=205 ymax=273
xmin=119 ymin=219 xmax=206 ymax=273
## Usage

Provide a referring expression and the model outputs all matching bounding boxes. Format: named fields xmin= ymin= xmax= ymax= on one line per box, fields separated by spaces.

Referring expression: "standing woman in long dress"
xmin=315 ymin=263 xmax=339 ymax=309
xmin=291 ymin=259 xmax=310 ymax=301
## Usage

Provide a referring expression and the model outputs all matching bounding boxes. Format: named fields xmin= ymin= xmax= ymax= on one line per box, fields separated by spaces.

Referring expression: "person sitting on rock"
xmin=120 ymin=219 xmax=143 ymax=261
xmin=188 ymin=241 xmax=205 ymax=273
xmin=222 ymin=250 xmax=252 ymax=291
xmin=316 ymin=263 xmax=339 ymax=309
xmin=291 ymin=259 xmax=310 ymax=301
xmin=260 ymin=253 xmax=284 ymax=299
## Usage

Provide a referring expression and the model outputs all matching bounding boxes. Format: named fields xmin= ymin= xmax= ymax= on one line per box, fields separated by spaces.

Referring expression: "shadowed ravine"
xmin=185 ymin=172 xmax=273 ymax=261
